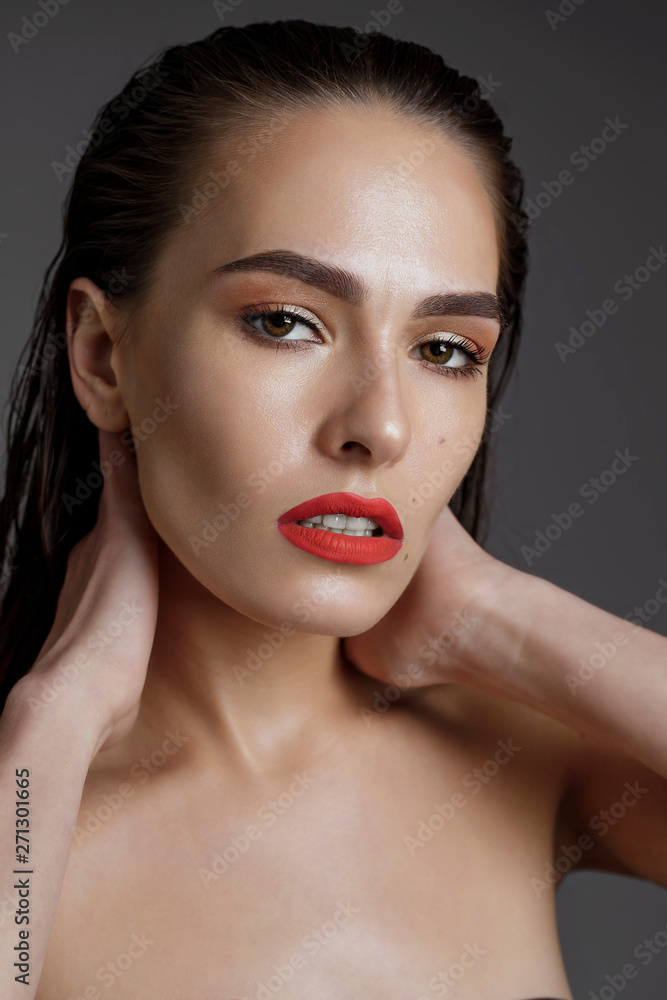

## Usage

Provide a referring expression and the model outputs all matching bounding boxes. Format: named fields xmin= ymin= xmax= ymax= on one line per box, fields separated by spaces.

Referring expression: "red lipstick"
xmin=276 ymin=492 xmax=403 ymax=565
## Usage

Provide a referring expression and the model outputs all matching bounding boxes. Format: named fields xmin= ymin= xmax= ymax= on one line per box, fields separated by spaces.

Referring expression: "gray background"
xmin=1 ymin=0 xmax=666 ymax=996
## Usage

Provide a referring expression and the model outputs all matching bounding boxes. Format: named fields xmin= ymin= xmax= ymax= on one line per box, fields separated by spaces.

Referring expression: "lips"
xmin=276 ymin=491 xmax=404 ymax=565
xmin=277 ymin=492 xmax=404 ymax=540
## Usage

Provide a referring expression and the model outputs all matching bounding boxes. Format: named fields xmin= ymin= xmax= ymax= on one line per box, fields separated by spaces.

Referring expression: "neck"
xmin=135 ymin=539 xmax=373 ymax=775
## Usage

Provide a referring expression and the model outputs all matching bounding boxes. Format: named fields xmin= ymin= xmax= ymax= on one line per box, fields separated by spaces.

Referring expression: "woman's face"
xmin=109 ymin=103 xmax=501 ymax=636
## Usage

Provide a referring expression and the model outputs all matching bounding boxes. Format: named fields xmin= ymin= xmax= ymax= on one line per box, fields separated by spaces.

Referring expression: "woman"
xmin=0 ymin=18 xmax=665 ymax=1000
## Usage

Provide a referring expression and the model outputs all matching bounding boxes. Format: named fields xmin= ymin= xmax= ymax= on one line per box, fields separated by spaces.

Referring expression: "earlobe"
xmin=66 ymin=277 xmax=130 ymax=432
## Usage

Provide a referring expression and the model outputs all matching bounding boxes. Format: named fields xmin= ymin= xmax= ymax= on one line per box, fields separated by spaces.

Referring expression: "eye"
xmin=412 ymin=335 xmax=491 ymax=381
xmin=237 ymin=305 xmax=491 ymax=380
xmin=239 ymin=304 xmax=321 ymax=347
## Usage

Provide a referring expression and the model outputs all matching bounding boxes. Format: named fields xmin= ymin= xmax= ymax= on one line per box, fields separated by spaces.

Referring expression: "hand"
xmin=341 ymin=503 xmax=509 ymax=690
xmin=22 ymin=428 xmax=160 ymax=754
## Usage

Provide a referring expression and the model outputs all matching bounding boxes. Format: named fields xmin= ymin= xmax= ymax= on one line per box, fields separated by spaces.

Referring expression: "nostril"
xmin=341 ymin=441 xmax=370 ymax=456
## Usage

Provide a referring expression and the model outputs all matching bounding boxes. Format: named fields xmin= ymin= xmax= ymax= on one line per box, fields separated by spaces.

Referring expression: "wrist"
xmin=5 ymin=669 xmax=106 ymax=762
xmin=452 ymin=557 xmax=533 ymax=691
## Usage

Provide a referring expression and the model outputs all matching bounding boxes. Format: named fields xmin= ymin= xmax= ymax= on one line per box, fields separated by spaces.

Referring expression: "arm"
xmin=462 ymin=565 xmax=667 ymax=888
xmin=345 ymin=502 xmax=667 ymax=779
xmin=341 ymin=504 xmax=667 ymax=884
xmin=0 ymin=678 xmax=101 ymax=999
xmin=0 ymin=429 xmax=159 ymax=997
xmin=456 ymin=564 xmax=667 ymax=780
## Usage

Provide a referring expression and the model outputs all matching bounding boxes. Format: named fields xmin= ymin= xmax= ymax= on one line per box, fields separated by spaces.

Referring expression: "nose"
xmin=315 ymin=348 xmax=412 ymax=467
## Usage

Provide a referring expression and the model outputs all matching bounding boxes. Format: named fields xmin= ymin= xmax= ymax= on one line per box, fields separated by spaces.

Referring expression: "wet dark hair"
xmin=0 ymin=18 xmax=528 ymax=706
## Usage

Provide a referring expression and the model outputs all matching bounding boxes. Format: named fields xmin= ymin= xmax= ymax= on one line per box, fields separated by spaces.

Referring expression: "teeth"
xmin=295 ymin=512 xmax=382 ymax=537
xmin=322 ymin=513 xmax=377 ymax=530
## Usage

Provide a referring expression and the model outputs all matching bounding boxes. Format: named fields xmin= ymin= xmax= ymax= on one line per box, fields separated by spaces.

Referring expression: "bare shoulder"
xmin=400 ymin=679 xmax=585 ymax=767
xmin=402 ymin=682 xmax=667 ymax=887
xmin=400 ymin=681 xmax=592 ymax=847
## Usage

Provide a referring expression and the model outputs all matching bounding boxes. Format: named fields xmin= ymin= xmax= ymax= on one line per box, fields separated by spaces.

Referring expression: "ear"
xmin=66 ymin=277 xmax=130 ymax=432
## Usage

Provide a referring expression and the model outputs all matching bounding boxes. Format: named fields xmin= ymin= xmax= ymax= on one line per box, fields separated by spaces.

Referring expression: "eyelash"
xmin=238 ymin=303 xmax=491 ymax=381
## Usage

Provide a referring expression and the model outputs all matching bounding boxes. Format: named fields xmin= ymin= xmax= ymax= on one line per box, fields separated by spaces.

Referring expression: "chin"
xmin=238 ymin=584 xmax=395 ymax=638
xmin=220 ymin=567 xmax=398 ymax=639
xmin=157 ymin=513 xmax=408 ymax=637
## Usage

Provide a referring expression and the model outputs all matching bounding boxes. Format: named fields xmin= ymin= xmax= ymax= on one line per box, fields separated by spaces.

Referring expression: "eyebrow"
xmin=212 ymin=250 xmax=502 ymax=324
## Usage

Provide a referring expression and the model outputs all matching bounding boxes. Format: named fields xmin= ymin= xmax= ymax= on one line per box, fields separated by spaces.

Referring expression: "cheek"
xmin=451 ymin=389 xmax=490 ymax=479
xmin=127 ymin=344 xmax=308 ymax=580
xmin=409 ymin=379 xmax=489 ymax=505
xmin=128 ymin=381 xmax=369 ymax=634
xmin=132 ymin=363 xmax=281 ymax=533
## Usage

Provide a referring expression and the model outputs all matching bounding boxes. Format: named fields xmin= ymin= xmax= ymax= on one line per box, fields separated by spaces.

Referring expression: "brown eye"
xmin=420 ymin=340 xmax=456 ymax=365
xmin=261 ymin=311 xmax=297 ymax=337
xmin=240 ymin=304 xmax=321 ymax=343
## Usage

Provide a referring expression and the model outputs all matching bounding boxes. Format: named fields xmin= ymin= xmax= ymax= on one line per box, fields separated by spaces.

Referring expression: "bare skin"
xmin=40 ymin=645 xmax=580 ymax=1000
xmin=21 ymin=104 xmax=666 ymax=998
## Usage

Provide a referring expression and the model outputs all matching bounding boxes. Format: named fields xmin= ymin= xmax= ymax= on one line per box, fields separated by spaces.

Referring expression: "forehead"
xmin=170 ymin=103 xmax=499 ymax=297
